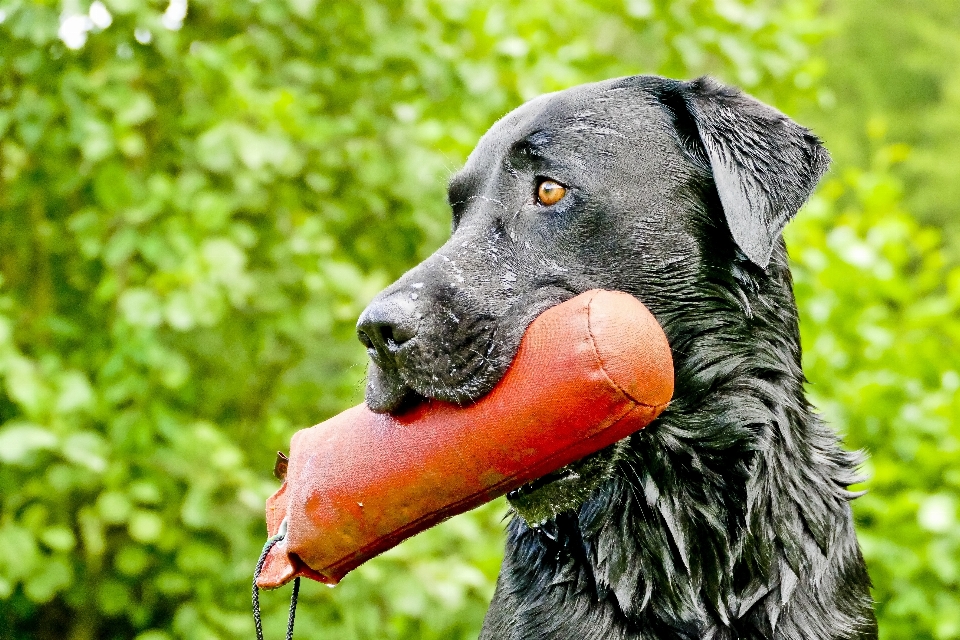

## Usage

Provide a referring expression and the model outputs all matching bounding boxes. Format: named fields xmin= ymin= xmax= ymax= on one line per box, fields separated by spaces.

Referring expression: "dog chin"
xmin=364 ymin=361 xmax=504 ymax=414
xmin=363 ymin=364 xmax=415 ymax=413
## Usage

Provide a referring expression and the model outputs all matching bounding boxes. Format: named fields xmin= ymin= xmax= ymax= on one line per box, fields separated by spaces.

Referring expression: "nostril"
xmin=380 ymin=324 xmax=396 ymax=346
xmin=358 ymin=321 xmax=416 ymax=355
xmin=377 ymin=322 xmax=415 ymax=350
xmin=385 ymin=323 xmax=416 ymax=347
xmin=358 ymin=330 xmax=375 ymax=350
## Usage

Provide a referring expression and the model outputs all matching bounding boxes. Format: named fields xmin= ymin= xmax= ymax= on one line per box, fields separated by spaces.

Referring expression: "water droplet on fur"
xmin=410 ymin=293 xmax=419 ymax=300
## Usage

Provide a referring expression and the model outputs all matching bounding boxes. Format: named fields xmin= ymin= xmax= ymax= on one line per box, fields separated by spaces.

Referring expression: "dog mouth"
xmin=363 ymin=322 xmax=506 ymax=414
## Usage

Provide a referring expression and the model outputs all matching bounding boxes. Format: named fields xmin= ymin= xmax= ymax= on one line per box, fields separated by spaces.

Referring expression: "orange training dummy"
xmin=256 ymin=289 xmax=673 ymax=589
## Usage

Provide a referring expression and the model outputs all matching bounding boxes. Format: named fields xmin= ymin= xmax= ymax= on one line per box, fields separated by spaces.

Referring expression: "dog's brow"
xmin=510 ymin=130 xmax=553 ymax=158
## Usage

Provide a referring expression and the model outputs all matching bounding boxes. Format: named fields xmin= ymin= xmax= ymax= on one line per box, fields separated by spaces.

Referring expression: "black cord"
xmin=286 ymin=575 xmax=300 ymax=640
xmin=253 ymin=532 xmax=300 ymax=640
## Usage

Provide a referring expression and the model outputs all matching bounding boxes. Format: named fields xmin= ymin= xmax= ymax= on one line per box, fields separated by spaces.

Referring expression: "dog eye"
xmin=536 ymin=180 xmax=566 ymax=206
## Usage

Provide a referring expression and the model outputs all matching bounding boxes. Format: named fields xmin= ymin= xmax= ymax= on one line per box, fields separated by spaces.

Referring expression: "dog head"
xmin=356 ymin=75 xmax=829 ymax=522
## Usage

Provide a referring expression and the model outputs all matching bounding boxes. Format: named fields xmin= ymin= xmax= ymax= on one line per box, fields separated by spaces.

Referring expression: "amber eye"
xmin=536 ymin=180 xmax=566 ymax=206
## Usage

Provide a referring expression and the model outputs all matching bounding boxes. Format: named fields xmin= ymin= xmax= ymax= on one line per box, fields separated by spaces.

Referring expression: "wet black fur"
xmin=357 ymin=76 xmax=877 ymax=639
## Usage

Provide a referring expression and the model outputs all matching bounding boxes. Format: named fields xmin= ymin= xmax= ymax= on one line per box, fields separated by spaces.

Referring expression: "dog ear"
xmin=666 ymin=77 xmax=830 ymax=268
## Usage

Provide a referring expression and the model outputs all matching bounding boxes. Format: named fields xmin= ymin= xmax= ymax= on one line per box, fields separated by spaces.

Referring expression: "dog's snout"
xmin=357 ymin=298 xmax=419 ymax=356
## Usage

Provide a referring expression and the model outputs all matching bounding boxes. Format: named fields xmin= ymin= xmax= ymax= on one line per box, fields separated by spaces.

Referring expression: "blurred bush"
xmin=0 ymin=1 xmax=956 ymax=639
xmin=803 ymin=0 xmax=960 ymax=247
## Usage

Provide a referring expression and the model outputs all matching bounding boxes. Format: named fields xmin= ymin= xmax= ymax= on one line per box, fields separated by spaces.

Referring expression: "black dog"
xmin=356 ymin=76 xmax=877 ymax=639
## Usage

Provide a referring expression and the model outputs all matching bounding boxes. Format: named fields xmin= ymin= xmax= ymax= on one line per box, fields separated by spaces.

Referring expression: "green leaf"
xmin=128 ymin=510 xmax=164 ymax=543
xmin=118 ymin=288 xmax=164 ymax=328
xmin=40 ymin=526 xmax=77 ymax=552
xmin=97 ymin=491 xmax=133 ymax=524
xmin=24 ymin=557 xmax=73 ymax=603
xmin=0 ymin=423 xmax=58 ymax=464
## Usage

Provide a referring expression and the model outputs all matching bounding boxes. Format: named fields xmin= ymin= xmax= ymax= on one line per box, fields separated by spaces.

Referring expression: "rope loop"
xmin=253 ymin=519 xmax=300 ymax=640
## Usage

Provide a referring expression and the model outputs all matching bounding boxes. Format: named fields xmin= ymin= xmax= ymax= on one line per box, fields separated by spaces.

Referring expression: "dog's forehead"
xmin=460 ymin=79 xmax=668 ymax=175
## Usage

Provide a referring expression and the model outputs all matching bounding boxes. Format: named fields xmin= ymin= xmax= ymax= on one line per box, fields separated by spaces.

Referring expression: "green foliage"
xmin=0 ymin=0 xmax=956 ymax=639
xmin=803 ymin=0 xmax=960 ymax=251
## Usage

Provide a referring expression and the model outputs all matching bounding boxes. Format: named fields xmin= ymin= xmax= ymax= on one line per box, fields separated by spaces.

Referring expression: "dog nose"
xmin=357 ymin=297 xmax=418 ymax=356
